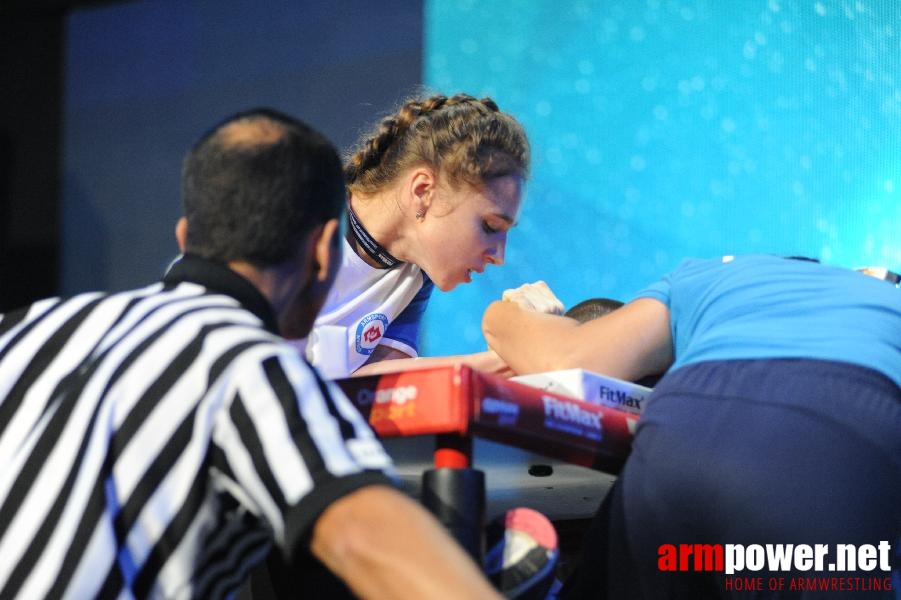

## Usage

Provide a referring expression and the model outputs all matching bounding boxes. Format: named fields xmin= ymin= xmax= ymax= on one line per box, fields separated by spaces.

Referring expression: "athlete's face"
xmin=418 ymin=175 xmax=523 ymax=291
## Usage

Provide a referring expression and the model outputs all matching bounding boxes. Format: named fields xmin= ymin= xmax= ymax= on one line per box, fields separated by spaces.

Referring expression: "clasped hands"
xmin=500 ymin=280 xmax=565 ymax=315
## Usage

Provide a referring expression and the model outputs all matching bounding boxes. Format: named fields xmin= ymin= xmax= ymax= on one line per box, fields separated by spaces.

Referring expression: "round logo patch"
xmin=355 ymin=313 xmax=388 ymax=355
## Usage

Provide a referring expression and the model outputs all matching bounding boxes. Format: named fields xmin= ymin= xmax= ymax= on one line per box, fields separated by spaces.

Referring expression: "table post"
xmin=420 ymin=434 xmax=485 ymax=561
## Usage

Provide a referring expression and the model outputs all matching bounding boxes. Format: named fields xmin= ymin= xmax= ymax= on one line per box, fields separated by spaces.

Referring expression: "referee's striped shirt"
xmin=0 ymin=255 xmax=396 ymax=599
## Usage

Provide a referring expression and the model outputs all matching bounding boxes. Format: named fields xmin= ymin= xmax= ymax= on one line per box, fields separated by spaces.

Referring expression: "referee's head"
xmin=179 ymin=108 xmax=345 ymax=268
xmin=176 ymin=109 xmax=346 ymax=338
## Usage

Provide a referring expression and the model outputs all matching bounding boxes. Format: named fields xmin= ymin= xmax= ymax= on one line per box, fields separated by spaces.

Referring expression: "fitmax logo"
xmin=542 ymin=396 xmax=602 ymax=440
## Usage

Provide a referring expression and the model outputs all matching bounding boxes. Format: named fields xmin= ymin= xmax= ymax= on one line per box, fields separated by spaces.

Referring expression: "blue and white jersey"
xmin=301 ymin=238 xmax=433 ymax=379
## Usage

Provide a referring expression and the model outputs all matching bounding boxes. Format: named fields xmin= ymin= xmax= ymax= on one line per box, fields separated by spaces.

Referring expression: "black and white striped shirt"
xmin=0 ymin=255 xmax=395 ymax=599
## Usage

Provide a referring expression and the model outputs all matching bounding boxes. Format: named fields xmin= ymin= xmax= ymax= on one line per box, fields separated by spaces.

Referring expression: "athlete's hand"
xmin=501 ymin=281 xmax=565 ymax=315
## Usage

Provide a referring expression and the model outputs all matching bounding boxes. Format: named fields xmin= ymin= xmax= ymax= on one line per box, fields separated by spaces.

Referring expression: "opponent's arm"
xmin=482 ymin=284 xmax=673 ymax=381
xmin=310 ymin=485 xmax=503 ymax=600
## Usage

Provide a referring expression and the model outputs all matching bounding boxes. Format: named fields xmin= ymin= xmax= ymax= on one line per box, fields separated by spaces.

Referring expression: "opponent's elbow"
xmin=480 ymin=301 xmax=505 ymax=349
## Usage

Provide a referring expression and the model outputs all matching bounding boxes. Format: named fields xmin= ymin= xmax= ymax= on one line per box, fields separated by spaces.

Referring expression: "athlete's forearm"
xmin=482 ymin=300 xmax=580 ymax=374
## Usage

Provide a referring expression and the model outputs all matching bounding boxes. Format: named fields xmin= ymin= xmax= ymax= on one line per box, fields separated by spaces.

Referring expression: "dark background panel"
xmin=0 ymin=0 xmax=424 ymax=308
xmin=0 ymin=3 xmax=68 ymax=310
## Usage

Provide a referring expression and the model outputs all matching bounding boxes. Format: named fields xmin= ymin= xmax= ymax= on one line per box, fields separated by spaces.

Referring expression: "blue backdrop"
xmin=60 ymin=0 xmax=900 ymax=360
xmin=421 ymin=0 xmax=901 ymax=357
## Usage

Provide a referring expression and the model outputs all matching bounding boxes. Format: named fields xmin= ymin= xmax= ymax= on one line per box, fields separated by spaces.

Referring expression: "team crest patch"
xmin=355 ymin=313 xmax=388 ymax=355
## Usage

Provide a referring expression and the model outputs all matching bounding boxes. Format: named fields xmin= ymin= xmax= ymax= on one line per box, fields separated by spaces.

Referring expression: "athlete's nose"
xmin=485 ymin=233 xmax=507 ymax=266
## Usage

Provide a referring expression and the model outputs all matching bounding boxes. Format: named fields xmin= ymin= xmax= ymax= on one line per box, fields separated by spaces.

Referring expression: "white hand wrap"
xmin=501 ymin=281 xmax=565 ymax=315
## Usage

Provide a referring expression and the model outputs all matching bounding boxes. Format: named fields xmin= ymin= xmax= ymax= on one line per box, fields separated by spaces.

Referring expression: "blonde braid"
xmin=345 ymin=93 xmax=528 ymax=195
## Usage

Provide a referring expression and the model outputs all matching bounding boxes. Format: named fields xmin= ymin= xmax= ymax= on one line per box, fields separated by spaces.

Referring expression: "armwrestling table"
xmin=336 ymin=364 xmax=640 ymax=560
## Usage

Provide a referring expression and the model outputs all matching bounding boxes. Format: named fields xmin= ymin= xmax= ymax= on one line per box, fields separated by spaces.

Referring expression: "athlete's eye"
xmin=482 ymin=221 xmax=499 ymax=234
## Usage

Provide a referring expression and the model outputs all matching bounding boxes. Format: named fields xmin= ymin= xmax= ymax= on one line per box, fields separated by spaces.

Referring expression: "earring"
xmin=415 ymin=208 xmax=425 ymax=221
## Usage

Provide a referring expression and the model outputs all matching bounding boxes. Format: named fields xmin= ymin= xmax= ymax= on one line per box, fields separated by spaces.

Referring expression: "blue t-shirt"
xmin=634 ymin=255 xmax=901 ymax=387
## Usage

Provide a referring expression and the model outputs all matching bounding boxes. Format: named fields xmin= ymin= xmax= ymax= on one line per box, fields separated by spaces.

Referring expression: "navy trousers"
xmin=561 ymin=359 xmax=901 ymax=599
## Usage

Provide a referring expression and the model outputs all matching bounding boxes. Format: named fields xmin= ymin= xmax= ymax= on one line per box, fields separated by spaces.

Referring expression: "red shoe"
xmin=484 ymin=508 xmax=559 ymax=599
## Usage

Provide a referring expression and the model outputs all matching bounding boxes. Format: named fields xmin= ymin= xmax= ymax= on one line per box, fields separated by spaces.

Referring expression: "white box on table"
xmin=512 ymin=369 xmax=651 ymax=416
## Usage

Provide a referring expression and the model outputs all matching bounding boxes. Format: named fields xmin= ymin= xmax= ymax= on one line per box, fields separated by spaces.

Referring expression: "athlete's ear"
xmin=175 ymin=217 xmax=188 ymax=252
xmin=408 ymin=167 xmax=436 ymax=219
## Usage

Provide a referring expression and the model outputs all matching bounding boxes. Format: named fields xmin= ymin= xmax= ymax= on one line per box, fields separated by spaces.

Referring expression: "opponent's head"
xmin=345 ymin=93 xmax=530 ymax=291
xmin=564 ymin=297 xmax=625 ymax=323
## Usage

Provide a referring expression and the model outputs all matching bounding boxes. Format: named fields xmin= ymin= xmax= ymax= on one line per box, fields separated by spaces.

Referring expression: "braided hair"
xmin=345 ymin=93 xmax=530 ymax=196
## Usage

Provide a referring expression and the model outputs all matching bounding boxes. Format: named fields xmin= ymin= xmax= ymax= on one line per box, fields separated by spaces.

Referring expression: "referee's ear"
xmin=175 ymin=217 xmax=188 ymax=252
xmin=311 ymin=218 xmax=341 ymax=287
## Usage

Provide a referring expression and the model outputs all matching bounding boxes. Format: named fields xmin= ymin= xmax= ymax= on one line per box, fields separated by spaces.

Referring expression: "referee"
xmin=0 ymin=109 xmax=502 ymax=599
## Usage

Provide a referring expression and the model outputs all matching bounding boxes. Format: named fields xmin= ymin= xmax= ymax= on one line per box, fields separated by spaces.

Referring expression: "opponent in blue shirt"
xmin=484 ymin=255 xmax=901 ymax=598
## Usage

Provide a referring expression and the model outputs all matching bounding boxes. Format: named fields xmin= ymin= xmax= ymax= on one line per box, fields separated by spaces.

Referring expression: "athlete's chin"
xmin=433 ymin=274 xmax=466 ymax=292
xmin=426 ymin=265 xmax=476 ymax=291
xmin=435 ymin=280 xmax=460 ymax=292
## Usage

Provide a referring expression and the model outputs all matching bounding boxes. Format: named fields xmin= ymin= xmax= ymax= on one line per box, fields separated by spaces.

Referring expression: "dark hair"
xmin=344 ymin=93 xmax=530 ymax=195
xmin=181 ymin=108 xmax=346 ymax=266
xmin=565 ymin=297 xmax=625 ymax=323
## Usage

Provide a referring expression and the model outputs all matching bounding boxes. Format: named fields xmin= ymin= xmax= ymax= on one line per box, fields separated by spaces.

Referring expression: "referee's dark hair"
xmin=181 ymin=108 xmax=346 ymax=267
